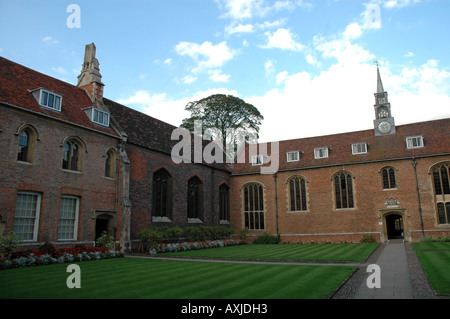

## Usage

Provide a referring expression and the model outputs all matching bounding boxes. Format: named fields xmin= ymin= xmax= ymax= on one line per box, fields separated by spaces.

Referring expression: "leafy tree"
xmin=180 ymin=94 xmax=263 ymax=157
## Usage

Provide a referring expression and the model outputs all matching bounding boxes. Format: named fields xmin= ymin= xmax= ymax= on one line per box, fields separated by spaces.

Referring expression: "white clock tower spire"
xmin=373 ymin=62 xmax=396 ymax=136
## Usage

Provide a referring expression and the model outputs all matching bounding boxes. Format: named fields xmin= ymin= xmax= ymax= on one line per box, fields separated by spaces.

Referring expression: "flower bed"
xmin=0 ymin=245 xmax=123 ymax=270
xmin=149 ymin=239 xmax=244 ymax=255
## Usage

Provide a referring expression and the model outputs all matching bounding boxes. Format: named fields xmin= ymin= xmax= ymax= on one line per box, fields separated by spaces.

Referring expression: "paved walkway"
xmin=354 ymin=239 xmax=414 ymax=299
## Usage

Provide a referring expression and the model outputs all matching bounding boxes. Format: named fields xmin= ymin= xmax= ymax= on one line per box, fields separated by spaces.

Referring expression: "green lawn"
xmin=159 ymin=243 xmax=379 ymax=262
xmin=412 ymin=242 xmax=450 ymax=295
xmin=0 ymin=258 xmax=355 ymax=299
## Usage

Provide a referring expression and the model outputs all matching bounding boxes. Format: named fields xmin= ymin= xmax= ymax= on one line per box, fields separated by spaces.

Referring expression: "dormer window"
xmin=84 ymin=107 xmax=110 ymax=127
xmin=314 ymin=147 xmax=329 ymax=159
xmin=406 ymin=136 xmax=424 ymax=149
xmin=287 ymin=151 xmax=300 ymax=162
xmin=251 ymin=155 xmax=263 ymax=166
xmin=32 ymin=88 xmax=62 ymax=111
xmin=352 ymin=142 xmax=368 ymax=155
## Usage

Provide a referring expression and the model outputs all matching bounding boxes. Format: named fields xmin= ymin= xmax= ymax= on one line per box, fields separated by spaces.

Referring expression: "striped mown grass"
xmin=413 ymin=242 xmax=450 ymax=295
xmin=0 ymin=258 xmax=356 ymax=299
xmin=159 ymin=243 xmax=378 ymax=262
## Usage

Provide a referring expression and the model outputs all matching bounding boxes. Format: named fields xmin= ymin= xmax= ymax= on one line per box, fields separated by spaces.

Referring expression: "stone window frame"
xmin=219 ymin=183 xmax=230 ymax=224
xmin=430 ymin=161 xmax=450 ymax=225
xmin=104 ymin=148 xmax=118 ymax=179
xmin=331 ymin=170 xmax=356 ymax=210
xmin=285 ymin=174 xmax=309 ymax=213
xmin=187 ymin=175 xmax=204 ymax=223
xmin=241 ymin=182 xmax=266 ymax=231
xmin=380 ymin=166 xmax=398 ymax=190
xmin=61 ymin=136 xmax=87 ymax=173
xmin=151 ymin=168 xmax=173 ymax=222
xmin=15 ymin=124 xmax=39 ymax=164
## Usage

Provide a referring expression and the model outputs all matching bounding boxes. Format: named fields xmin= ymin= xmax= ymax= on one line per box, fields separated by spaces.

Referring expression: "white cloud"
xmin=181 ymin=75 xmax=197 ymax=84
xmin=383 ymin=0 xmax=421 ymax=9
xmin=217 ymin=0 xmax=310 ymax=20
xmin=262 ymin=28 xmax=304 ymax=51
xmin=42 ymin=36 xmax=58 ymax=44
xmin=343 ymin=23 xmax=363 ymax=40
xmin=264 ymin=59 xmax=275 ymax=78
xmin=404 ymin=51 xmax=414 ymax=58
xmin=118 ymin=88 xmax=239 ymax=128
xmin=175 ymin=40 xmax=237 ymax=72
xmin=208 ymin=69 xmax=231 ymax=82
xmin=225 ymin=22 xmax=254 ymax=35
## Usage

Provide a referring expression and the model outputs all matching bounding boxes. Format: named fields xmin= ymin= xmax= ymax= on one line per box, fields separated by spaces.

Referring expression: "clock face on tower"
xmin=378 ymin=121 xmax=391 ymax=134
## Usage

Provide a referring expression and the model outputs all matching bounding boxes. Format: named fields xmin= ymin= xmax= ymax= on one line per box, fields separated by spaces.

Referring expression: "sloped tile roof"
xmin=232 ymin=118 xmax=450 ymax=175
xmin=0 ymin=56 xmax=119 ymax=137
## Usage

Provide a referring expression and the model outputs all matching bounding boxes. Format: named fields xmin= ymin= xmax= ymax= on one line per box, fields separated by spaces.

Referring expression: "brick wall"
xmin=127 ymin=144 xmax=231 ymax=240
xmin=230 ymin=155 xmax=450 ymax=243
xmin=0 ymin=105 xmax=122 ymax=246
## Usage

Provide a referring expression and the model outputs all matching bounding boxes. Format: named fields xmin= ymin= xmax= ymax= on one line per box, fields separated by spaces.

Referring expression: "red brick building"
xmin=0 ymin=44 xmax=231 ymax=251
xmin=0 ymin=45 xmax=132 ymax=250
xmin=230 ymin=69 xmax=450 ymax=243
xmin=1 ymin=44 xmax=449 ymax=250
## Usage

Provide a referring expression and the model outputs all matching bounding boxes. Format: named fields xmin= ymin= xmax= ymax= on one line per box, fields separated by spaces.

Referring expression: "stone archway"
xmin=386 ymin=214 xmax=404 ymax=239
xmin=381 ymin=211 xmax=409 ymax=242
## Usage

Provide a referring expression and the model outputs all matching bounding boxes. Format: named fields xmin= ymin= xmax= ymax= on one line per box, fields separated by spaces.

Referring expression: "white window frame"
xmin=287 ymin=151 xmax=300 ymax=162
xmin=351 ymin=142 xmax=368 ymax=155
xmin=251 ymin=155 xmax=264 ymax=166
xmin=314 ymin=147 xmax=329 ymax=159
xmin=406 ymin=136 xmax=424 ymax=149
xmin=58 ymin=196 xmax=80 ymax=241
xmin=13 ymin=192 xmax=41 ymax=242
xmin=92 ymin=108 xmax=110 ymax=127
xmin=39 ymin=89 xmax=62 ymax=111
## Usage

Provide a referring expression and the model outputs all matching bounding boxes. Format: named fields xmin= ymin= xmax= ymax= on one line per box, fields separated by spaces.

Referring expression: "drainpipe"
xmin=411 ymin=158 xmax=425 ymax=240
xmin=274 ymin=173 xmax=279 ymax=236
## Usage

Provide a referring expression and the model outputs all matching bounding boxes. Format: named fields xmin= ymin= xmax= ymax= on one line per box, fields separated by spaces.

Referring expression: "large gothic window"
xmin=334 ymin=171 xmax=354 ymax=209
xmin=187 ymin=176 xmax=203 ymax=221
xmin=287 ymin=175 xmax=308 ymax=212
xmin=152 ymin=169 xmax=173 ymax=220
xmin=219 ymin=184 xmax=230 ymax=222
xmin=242 ymin=183 xmax=265 ymax=230
xmin=432 ymin=163 xmax=450 ymax=224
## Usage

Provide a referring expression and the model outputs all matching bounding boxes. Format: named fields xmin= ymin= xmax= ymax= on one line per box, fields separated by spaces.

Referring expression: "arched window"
xmin=432 ymin=162 xmax=450 ymax=224
xmin=334 ymin=171 xmax=354 ymax=209
xmin=242 ymin=183 xmax=265 ymax=230
xmin=104 ymin=149 xmax=117 ymax=178
xmin=152 ymin=169 xmax=173 ymax=219
xmin=187 ymin=176 xmax=203 ymax=221
xmin=219 ymin=184 xmax=230 ymax=222
xmin=16 ymin=125 xmax=37 ymax=163
xmin=381 ymin=167 xmax=396 ymax=189
xmin=62 ymin=138 xmax=85 ymax=172
xmin=287 ymin=175 xmax=308 ymax=211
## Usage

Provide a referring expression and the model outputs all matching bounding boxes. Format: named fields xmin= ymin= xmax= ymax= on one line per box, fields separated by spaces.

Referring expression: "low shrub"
xmin=423 ymin=236 xmax=450 ymax=242
xmin=1 ymin=245 xmax=123 ymax=270
xmin=0 ymin=232 xmax=22 ymax=260
xmin=360 ymin=235 xmax=377 ymax=243
xmin=253 ymin=233 xmax=280 ymax=244
xmin=96 ymin=231 xmax=115 ymax=249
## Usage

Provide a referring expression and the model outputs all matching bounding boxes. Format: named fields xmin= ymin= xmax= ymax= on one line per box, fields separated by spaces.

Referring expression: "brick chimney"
xmin=77 ymin=43 xmax=104 ymax=103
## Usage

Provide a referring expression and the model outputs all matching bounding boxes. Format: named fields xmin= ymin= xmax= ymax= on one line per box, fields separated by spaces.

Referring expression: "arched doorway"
xmin=386 ymin=214 xmax=404 ymax=239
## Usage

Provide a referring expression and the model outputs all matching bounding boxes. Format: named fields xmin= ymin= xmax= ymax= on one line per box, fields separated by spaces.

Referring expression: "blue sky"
xmin=1 ymin=0 xmax=449 ymax=143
